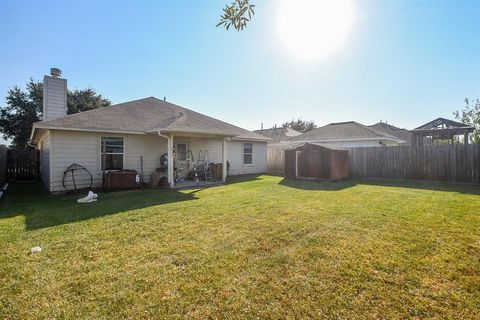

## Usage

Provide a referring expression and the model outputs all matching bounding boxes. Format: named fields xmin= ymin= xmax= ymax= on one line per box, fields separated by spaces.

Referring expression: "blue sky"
xmin=1 ymin=0 xmax=479 ymax=137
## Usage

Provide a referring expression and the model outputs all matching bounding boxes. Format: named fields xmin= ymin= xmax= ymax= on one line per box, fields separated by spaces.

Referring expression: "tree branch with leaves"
xmin=282 ymin=118 xmax=317 ymax=133
xmin=217 ymin=0 xmax=255 ymax=31
xmin=0 ymin=80 xmax=111 ymax=148
xmin=454 ymin=97 xmax=480 ymax=144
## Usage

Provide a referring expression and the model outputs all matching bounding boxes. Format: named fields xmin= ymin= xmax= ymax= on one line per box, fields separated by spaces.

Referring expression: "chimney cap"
xmin=50 ymin=68 xmax=61 ymax=78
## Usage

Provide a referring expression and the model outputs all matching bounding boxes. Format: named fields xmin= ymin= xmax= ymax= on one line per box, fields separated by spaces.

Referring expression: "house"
xmin=288 ymin=121 xmax=405 ymax=147
xmin=29 ymin=69 xmax=271 ymax=192
xmin=368 ymin=122 xmax=412 ymax=146
xmin=253 ymin=126 xmax=302 ymax=143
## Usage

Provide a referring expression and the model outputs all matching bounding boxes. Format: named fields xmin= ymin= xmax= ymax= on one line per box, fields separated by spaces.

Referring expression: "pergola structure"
xmin=411 ymin=117 xmax=474 ymax=145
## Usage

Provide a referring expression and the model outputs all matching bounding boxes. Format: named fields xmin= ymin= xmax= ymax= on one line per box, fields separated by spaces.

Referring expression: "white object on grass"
xmin=31 ymin=246 xmax=42 ymax=253
xmin=77 ymin=191 xmax=98 ymax=203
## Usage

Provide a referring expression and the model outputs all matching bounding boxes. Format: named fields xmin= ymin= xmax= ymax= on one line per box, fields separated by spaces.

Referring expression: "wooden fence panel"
xmin=267 ymin=144 xmax=287 ymax=173
xmin=7 ymin=149 xmax=39 ymax=181
xmin=348 ymin=145 xmax=480 ymax=183
xmin=0 ymin=145 xmax=7 ymax=186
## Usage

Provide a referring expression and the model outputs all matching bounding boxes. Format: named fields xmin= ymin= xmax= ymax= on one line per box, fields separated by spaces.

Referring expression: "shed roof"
xmin=290 ymin=121 xmax=403 ymax=143
xmin=31 ymin=97 xmax=271 ymax=143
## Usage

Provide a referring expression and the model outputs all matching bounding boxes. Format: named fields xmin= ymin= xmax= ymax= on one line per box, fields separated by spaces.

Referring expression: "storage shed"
xmin=285 ymin=143 xmax=350 ymax=181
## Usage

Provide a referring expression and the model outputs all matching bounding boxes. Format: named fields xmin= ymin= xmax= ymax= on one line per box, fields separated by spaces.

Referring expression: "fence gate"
xmin=7 ymin=149 xmax=39 ymax=181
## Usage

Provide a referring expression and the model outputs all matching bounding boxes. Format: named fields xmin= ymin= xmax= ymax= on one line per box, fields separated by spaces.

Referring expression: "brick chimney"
xmin=43 ymin=68 xmax=67 ymax=121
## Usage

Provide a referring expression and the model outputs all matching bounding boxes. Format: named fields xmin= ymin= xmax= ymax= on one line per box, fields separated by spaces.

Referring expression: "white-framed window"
xmin=243 ymin=143 xmax=253 ymax=165
xmin=101 ymin=137 xmax=124 ymax=170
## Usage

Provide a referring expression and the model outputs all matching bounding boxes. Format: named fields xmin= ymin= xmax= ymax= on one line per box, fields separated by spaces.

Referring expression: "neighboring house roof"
xmin=289 ymin=121 xmax=404 ymax=143
xmin=31 ymin=97 xmax=271 ymax=143
xmin=253 ymin=127 xmax=302 ymax=141
xmin=368 ymin=122 xmax=412 ymax=145
xmin=286 ymin=142 xmax=344 ymax=151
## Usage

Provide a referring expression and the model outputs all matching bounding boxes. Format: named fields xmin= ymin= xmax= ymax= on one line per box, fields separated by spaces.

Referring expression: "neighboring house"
xmin=29 ymin=69 xmax=270 ymax=192
xmin=253 ymin=126 xmax=302 ymax=173
xmin=368 ymin=122 xmax=412 ymax=146
xmin=254 ymin=126 xmax=302 ymax=143
xmin=289 ymin=121 xmax=405 ymax=147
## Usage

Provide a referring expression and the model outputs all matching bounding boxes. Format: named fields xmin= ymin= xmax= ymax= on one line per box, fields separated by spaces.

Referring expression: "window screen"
xmin=243 ymin=143 xmax=253 ymax=164
xmin=101 ymin=137 xmax=124 ymax=170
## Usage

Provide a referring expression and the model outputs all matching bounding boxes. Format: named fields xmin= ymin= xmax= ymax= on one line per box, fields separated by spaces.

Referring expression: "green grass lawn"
xmin=1 ymin=175 xmax=479 ymax=319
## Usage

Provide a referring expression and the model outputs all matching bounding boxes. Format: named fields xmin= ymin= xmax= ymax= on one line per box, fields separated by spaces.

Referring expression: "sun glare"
xmin=277 ymin=0 xmax=355 ymax=62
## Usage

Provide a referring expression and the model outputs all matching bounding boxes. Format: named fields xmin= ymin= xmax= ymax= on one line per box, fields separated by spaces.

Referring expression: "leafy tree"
xmin=67 ymin=88 xmax=111 ymax=114
xmin=0 ymin=79 xmax=111 ymax=148
xmin=282 ymin=118 xmax=317 ymax=133
xmin=454 ymin=98 xmax=480 ymax=144
xmin=217 ymin=0 xmax=255 ymax=31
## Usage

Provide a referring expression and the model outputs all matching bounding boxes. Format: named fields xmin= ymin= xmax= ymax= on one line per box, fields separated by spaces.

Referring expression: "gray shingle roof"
xmin=33 ymin=97 xmax=270 ymax=141
xmin=253 ymin=127 xmax=302 ymax=141
xmin=289 ymin=121 xmax=404 ymax=142
xmin=368 ymin=122 xmax=412 ymax=145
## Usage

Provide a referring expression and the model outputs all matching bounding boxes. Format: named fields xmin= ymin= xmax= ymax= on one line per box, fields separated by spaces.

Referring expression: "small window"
xmin=243 ymin=143 xmax=253 ymax=165
xmin=101 ymin=137 xmax=124 ymax=170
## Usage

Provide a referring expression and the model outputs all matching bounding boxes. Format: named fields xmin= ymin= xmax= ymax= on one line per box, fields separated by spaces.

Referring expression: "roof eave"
xmin=32 ymin=125 xmax=146 ymax=135
xmin=230 ymin=136 xmax=273 ymax=142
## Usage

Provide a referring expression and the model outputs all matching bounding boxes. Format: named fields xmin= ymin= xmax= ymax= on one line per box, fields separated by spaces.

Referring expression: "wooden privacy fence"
xmin=348 ymin=145 xmax=480 ymax=183
xmin=267 ymin=144 xmax=287 ymax=173
xmin=0 ymin=145 xmax=7 ymax=186
xmin=7 ymin=149 xmax=39 ymax=182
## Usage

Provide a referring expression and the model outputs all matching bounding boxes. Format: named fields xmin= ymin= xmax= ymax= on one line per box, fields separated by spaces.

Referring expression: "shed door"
xmin=307 ymin=150 xmax=322 ymax=178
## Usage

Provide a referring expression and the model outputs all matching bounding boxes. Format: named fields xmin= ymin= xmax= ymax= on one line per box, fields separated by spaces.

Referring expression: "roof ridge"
xmin=329 ymin=121 xmax=355 ymax=125
xmin=360 ymin=122 xmax=402 ymax=139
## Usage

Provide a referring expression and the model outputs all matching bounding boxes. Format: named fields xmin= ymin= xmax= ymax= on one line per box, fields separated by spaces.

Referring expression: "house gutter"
xmin=157 ymin=131 xmax=170 ymax=140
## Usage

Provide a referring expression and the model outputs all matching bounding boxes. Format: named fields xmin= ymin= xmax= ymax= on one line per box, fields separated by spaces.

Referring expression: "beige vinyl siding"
xmin=39 ymin=132 xmax=51 ymax=188
xmin=46 ymin=130 xmax=267 ymax=192
xmin=227 ymin=141 xmax=267 ymax=175
xmin=187 ymin=138 xmax=223 ymax=163
xmin=49 ymin=130 xmax=167 ymax=192
xmin=50 ymin=130 xmax=101 ymax=192
xmin=124 ymin=134 xmax=167 ymax=183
